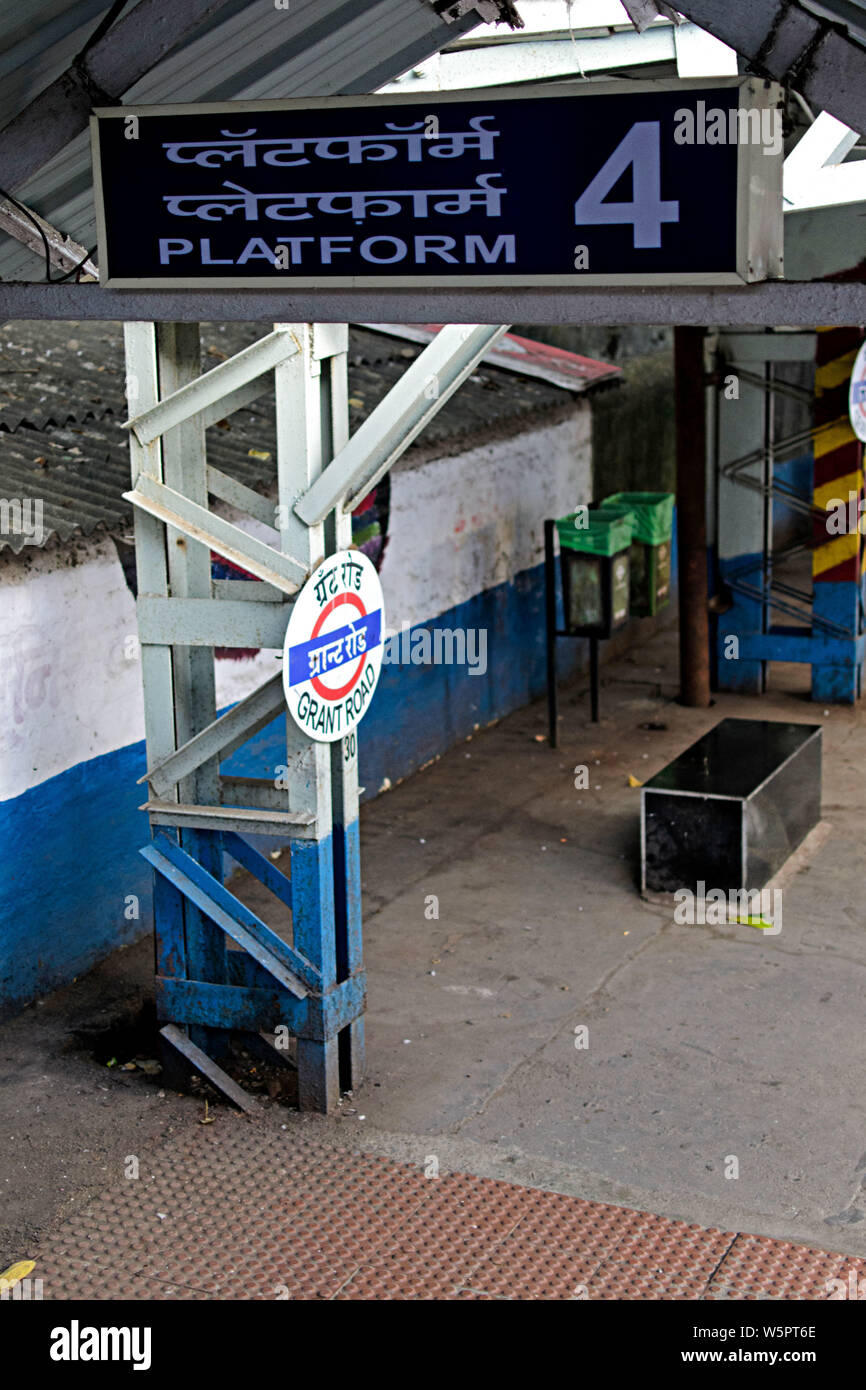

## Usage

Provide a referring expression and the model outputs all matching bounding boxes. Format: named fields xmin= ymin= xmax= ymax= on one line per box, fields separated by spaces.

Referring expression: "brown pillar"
xmin=674 ymin=325 xmax=711 ymax=708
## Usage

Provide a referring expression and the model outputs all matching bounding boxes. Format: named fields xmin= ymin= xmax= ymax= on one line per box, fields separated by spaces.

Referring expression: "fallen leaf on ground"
xmin=0 ymin=1260 xmax=35 ymax=1292
xmin=136 ymin=1058 xmax=162 ymax=1076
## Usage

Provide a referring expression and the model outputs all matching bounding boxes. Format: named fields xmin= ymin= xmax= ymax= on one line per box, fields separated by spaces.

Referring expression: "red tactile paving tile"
xmin=706 ymin=1234 xmax=866 ymax=1301
xmin=31 ymin=1257 xmax=133 ymax=1302
xmin=588 ymin=1216 xmax=736 ymax=1301
xmin=133 ymin=1197 xmax=346 ymax=1298
xmin=273 ymin=1151 xmax=430 ymax=1228
xmin=463 ymin=1195 xmax=736 ymax=1301
xmin=334 ymin=1261 xmax=456 ymax=1300
xmin=459 ymin=1189 xmax=636 ymax=1300
xmin=349 ymin=1171 xmax=533 ymax=1297
xmin=464 ymin=1243 xmax=600 ymax=1300
xmin=32 ymin=1124 xmax=865 ymax=1301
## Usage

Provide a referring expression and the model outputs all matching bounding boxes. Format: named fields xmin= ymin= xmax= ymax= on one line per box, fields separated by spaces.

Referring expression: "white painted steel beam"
xmin=219 ymin=776 xmax=291 ymax=812
xmin=143 ymin=800 xmax=317 ymax=838
xmin=211 ymin=578 xmax=283 ymax=603
xmin=719 ymin=331 xmax=818 ymax=362
xmin=125 ymin=329 xmax=299 ymax=445
xmin=0 ymin=197 xmax=98 ymax=279
xmin=197 ymin=375 xmax=276 ymax=432
xmin=273 ymin=323 xmax=334 ymax=844
xmin=206 ymin=465 xmax=278 ymax=530
xmin=123 ymin=321 xmax=177 ymax=781
xmin=123 ymin=474 xmax=306 ymax=594
xmin=378 ymin=27 xmax=677 ymax=90
xmin=136 ymin=595 xmax=290 ymax=649
xmin=157 ymin=321 xmax=217 ymax=812
xmin=139 ymin=671 xmax=286 ymax=798
xmin=784 ymin=111 xmax=865 ymax=210
xmin=295 ymin=323 xmax=509 ymax=524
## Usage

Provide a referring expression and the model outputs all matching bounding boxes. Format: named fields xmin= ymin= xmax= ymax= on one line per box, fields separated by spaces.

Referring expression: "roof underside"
xmin=0 ymin=0 xmax=483 ymax=281
xmin=0 ymin=0 xmax=864 ymax=286
xmin=671 ymin=0 xmax=865 ymax=129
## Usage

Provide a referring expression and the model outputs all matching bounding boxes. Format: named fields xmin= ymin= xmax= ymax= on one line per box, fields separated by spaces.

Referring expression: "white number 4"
xmin=574 ymin=121 xmax=679 ymax=249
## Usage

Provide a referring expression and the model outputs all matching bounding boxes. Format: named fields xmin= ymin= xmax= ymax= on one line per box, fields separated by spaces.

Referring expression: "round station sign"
xmin=849 ymin=339 xmax=866 ymax=445
xmin=282 ymin=549 xmax=385 ymax=743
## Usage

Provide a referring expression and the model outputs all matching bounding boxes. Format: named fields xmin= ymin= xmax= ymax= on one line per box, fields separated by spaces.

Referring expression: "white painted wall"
xmin=382 ymin=411 xmax=592 ymax=628
xmin=0 ymin=539 xmax=143 ymax=802
xmin=0 ymin=534 xmax=280 ymax=802
xmin=0 ymin=405 xmax=590 ymax=802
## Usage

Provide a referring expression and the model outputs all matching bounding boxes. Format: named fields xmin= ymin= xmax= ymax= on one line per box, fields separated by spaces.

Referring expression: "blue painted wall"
xmin=0 ymin=739 xmax=153 ymax=1022
xmin=772 ymin=452 xmax=812 ymax=551
xmin=225 ymin=558 xmax=583 ymax=795
xmin=1 ymin=550 xmax=674 ymax=1019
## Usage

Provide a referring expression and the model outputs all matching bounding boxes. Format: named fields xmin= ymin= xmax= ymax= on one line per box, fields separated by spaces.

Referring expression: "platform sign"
xmin=283 ymin=550 xmax=384 ymax=744
xmin=849 ymin=339 xmax=866 ymax=444
xmin=91 ymin=77 xmax=782 ymax=289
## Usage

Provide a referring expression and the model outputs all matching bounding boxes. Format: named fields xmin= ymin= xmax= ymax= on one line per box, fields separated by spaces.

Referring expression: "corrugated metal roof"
xmin=0 ymin=320 xmax=602 ymax=553
xmin=0 ymin=0 xmax=482 ymax=281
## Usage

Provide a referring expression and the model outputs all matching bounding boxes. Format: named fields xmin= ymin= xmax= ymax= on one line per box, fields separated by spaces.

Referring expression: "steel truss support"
xmin=125 ymin=319 xmax=507 ymax=1110
xmin=125 ymin=319 xmax=360 ymax=1108
xmin=713 ymin=328 xmax=864 ymax=701
xmin=295 ymin=325 xmax=508 ymax=523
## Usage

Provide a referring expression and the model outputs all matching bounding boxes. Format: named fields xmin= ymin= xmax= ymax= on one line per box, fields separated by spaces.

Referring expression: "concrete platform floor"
xmin=26 ymin=1117 xmax=866 ymax=1301
xmin=2 ymin=621 xmax=866 ymax=1286
xmin=340 ymin=623 xmax=866 ymax=1257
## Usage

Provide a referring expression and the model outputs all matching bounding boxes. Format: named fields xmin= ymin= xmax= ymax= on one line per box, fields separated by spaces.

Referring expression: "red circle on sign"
xmin=310 ymin=592 xmax=367 ymax=700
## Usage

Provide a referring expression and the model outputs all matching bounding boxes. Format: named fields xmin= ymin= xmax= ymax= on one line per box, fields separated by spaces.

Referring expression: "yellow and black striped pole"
xmin=812 ymin=327 xmax=864 ymax=702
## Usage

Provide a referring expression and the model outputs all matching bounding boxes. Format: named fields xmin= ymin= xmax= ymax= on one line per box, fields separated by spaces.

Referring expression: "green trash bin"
xmin=555 ymin=507 xmax=635 ymax=638
xmin=602 ymin=492 xmax=675 ymax=617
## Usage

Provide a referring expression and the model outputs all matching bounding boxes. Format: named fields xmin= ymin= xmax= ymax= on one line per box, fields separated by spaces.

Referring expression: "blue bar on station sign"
xmin=288 ymin=610 xmax=381 ymax=687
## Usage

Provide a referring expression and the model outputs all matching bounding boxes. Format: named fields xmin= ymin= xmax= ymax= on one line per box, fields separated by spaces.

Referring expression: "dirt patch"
xmin=0 ymin=937 xmax=199 ymax=1268
xmin=69 ymin=998 xmax=160 ymax=1069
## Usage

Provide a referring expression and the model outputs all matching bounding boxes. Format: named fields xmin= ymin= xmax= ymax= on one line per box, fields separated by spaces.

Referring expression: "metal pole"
xmin=544 ymin=519 xmax=558 ymax=747
xmin=157 ymin=322 xmax=225 ymax=1059
xmin=590 ymin=636 xmax=599 ymax=723
xmin=675 ymin=325 xmax=712 ymax=708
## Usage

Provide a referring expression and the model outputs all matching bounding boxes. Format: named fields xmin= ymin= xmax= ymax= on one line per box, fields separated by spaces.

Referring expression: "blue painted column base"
xmin=145 ymin=828 xmax=364 ymax=1113
xmin=812 ymin=581 xmax=861 ymax=705
xmin=811 ymin=666 xmax=859 ymax=704
xmin=716 ymin=557 xmax=766 ymax=695
xmin=332 ymin=815 xmax=364 ymax=1084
